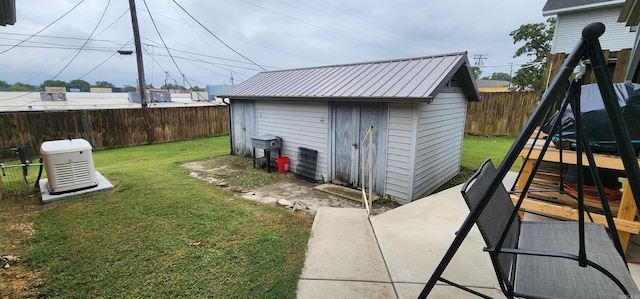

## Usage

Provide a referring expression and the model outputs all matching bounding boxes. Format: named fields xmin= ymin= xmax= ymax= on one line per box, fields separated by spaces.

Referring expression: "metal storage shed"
xmin=220 ymin=52 xmax=481 ymax=203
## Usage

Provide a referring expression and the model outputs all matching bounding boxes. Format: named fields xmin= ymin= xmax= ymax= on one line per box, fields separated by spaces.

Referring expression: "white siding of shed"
xmin=412 ymin=92 xmax=467 ymax=200
xmin=256 ymin=101 xmax=329 ymax=180
xmin=385 ymin=103 xmax=417 ymax=202
xmin=552 ymin=6 xmax=635 ymax=54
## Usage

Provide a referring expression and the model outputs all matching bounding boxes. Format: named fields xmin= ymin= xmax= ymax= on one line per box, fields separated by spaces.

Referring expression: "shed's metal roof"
xmin=221 ymin=52 xmax=481 ymax=102
xmin=543 ymin=0 xmax=623 ymax=15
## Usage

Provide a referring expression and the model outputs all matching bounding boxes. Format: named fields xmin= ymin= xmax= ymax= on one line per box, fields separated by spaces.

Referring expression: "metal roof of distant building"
xmin=543 ymin=0 xmax=624 ymax=15
xmin=220 ymin=52 xmax=481 ymax=102
xmin=476 ymin=80 xmax=510 ymax=88
xmin=0 ymin=92 xmax=221 ymax=112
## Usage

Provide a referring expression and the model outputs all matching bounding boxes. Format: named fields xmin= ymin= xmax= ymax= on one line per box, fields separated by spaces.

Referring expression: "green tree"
xmin=93 ymin=81 xmax=115 ymax=88
xmin=489 ymin=72 xmax=511 ymax=81
xmin=510 ymin=17 xmax=555 ymax=90
xmin=68 ymin=79 xmax=91 ymax=92
xmin=41 ymin=79 xmax=67 ymax=91
xmin=160 ymin=83 xmax=184 ymax=90
xmin=122 ymin=85 xmax=137 ymax=92
xmin=470 ymin=66 xmax=482 ymax=79
xmin=191 ymin=85 xmax=205 ymax=91
xmin=0 ymin=80 xmax=10 ymax=91
xmin=11 ymin=82 xmax=35 ymax=91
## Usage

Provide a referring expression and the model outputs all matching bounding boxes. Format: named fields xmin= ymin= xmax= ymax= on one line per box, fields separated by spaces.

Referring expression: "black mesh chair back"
xmin=461 ymin=159 xmax=519 ymax=291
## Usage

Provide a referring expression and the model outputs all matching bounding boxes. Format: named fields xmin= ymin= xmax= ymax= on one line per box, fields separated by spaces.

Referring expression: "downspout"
xmin=222 ymin=98 xmax=233 ymax=155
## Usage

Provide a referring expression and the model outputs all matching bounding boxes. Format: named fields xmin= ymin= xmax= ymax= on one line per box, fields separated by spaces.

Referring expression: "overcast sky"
xmin=0 ymin=0 xmax=549 ymax=88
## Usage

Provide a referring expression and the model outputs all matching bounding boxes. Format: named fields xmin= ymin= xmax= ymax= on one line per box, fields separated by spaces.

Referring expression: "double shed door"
xmin=333 ymin=102 xmax=387 ymax=195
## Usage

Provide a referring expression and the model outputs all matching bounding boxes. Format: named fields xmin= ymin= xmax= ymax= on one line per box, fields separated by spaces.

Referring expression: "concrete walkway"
xmin=297 ymin=173 xmax=640 ymax=298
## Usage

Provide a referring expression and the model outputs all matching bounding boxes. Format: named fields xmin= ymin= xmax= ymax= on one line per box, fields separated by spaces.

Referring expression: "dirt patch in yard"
xmin=183 ymin=155 xmax=398 ymax=215
xmin=0 ymin=193 xmax=44 ymax=299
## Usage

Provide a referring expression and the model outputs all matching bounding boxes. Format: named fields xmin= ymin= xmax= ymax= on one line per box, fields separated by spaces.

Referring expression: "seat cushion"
xmin=514 ymin=221 xmax=640 ymax=299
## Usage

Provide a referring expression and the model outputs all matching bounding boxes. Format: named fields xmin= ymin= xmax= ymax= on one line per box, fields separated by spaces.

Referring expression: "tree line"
xmin=0 ymin=79 xmax=205 ymax=92
xmin=471 ymin=17 xmax=555 ymax=91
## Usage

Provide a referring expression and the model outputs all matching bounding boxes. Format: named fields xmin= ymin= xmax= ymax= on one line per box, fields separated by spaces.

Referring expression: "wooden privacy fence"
xmin=543 ymin=49 xmax=632 ymax=87
xmin=0 ymin=106 xmax=229 ymax=160
xmin=465 ymin=91 xmax=543 ymax=137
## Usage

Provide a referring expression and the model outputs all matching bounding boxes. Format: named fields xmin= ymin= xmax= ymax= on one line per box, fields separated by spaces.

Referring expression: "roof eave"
xmin=543 ymin=0 xmax=625 ymax=16
xmin=426 ymin=56 xmax=482 ymax=102
xmin=220 ymin=95 xmax=438 ymax=102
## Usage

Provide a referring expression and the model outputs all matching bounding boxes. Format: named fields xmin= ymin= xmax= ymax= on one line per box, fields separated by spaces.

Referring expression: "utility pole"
xmin=508 ymin=62 xmax=514 ymax=90
xmin=128 ymin=0 xmax=147 ymax=108
xmin=182 ymin=74 xmax=185 ymax=91
xmin=165 ymin=71 xmax=170 ymax=92
xmin=473 ymin=54 xmax=488 ymax=66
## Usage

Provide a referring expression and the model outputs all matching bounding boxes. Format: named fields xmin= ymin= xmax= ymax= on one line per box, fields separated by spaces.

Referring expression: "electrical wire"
xmin=238 ymin=0 xmax=395 ymax=54
xmin=0 ymin=0 xmax=86 ymax=55
xmin=142 ymin=0 xmax=193 ymax=90
xmin=140 ymin=37 xmax=275 ymax=68
xmin=0 ymin=1 xmax=110 ymax=102
xmin=171 ymin=0 xmax=267 ymax=71
xmin=78 ymin=38 xmax=134 ymax=80
xmin=0 ymin=43 xmax=125 ymax=52
xmin=165 ymin=0 xmax=232 ymax=73
xmin=50 ymin=0 xmax=112 ymax=80
xmin=94 ymin=8 xmax=130 ymax=38
xmin=0 ymin=32 xmax=129 ymax=46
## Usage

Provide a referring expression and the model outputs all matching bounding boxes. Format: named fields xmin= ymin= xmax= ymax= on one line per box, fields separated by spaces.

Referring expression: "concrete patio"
xmin=296 ymin=173 xmax=640 ymax=298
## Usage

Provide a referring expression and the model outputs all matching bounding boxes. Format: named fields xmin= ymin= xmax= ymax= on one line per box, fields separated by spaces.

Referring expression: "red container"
xmin=276 ymin=156 xmax=290 ymax=173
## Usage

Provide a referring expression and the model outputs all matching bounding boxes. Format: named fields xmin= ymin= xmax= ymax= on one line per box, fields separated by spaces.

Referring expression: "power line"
xmin=78 ymin=38 xmax=134 ymax=80
xmin=0 ymin=32 xmax=128 ymax=46
xmin=140 ymin=37 xmax=276 ymax=68
xmin=50 ymin=0 xmax=112 ymax=80
xmin=142 ymin=0 xmax=191 ymax=90
xmin=94 ymin=8 xmax=130 ymax=38
xmin=165 ymin=0 xmax=233 ymax=72
xmin=171 ymin=0 xmax=267 ymax=71
xmin=239 ymin=0 xmax=395 ymax=54
xmin=0 ymin=0 xmax=86 ymax=55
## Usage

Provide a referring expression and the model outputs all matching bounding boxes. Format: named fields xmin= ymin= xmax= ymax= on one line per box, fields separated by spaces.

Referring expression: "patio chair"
xmin=421 ymin=22 xmax=640 ymax=299
xmin=462 ymin=158 xmax=640 ymax=298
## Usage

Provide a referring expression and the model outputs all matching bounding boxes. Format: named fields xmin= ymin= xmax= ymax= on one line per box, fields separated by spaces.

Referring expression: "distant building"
xmin=543 ymin=0 xmax=635 ymax=54
xmin=206 ymin=85 xmax=234 ymax=102
xmin=476 ymin=79 xmax=510 ymax=92
xmin=44 ymin=86 xmax=66 ymax=92
xmin=90 ymin=87 xmax=112 ymax=93
xmin=0 ymin=92 xmax=221 ymax=112
xmin=620 ymin=0 xmax=640 ymax=82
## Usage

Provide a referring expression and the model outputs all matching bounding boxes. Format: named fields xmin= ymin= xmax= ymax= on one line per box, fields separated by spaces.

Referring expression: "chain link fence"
xmin=0 ymin=145 xmax=43 ymax=199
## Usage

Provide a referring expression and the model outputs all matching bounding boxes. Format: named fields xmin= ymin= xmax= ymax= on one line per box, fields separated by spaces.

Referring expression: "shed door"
xmin=231 ymin=100 xmax=256 ymax=157
xmin=333 ymin=102 xmax=387 ymax=195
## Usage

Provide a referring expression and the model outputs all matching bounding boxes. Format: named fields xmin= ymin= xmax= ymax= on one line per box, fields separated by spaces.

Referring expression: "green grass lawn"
xmin=461 ymin=136 xmax=521 ymax=171
xmin=0 ymin=135 xmax=519 ymax=297
xmin=17 ymin=136 xmax=313 ymax=298
xmin=434 ymin=135 xmax=519 ymax=192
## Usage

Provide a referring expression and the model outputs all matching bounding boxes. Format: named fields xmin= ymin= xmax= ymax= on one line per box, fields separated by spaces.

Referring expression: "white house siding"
xmin=412 ymin=92 xmax=467 ymax=200
xmin=255 ymin=101 xmax=329 ymax=180
xmin=552 ymin=6 xmax=635 ymax=54
xmin=385 ymin=103 xmax=416 ymax=203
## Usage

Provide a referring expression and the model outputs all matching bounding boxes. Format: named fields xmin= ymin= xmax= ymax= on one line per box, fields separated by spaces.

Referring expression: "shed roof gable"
xmin=221 ymin=52 xmax=481 ymax=102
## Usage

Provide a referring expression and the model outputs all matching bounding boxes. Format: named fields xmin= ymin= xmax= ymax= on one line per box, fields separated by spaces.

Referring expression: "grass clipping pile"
xmin=183 ymin=155 xmax=398 ymax=214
